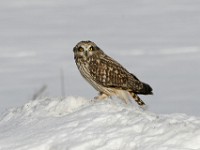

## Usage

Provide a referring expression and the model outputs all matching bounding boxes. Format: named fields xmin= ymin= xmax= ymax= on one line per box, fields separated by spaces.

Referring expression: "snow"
xmin=0 ymin=97 xmax=200 ymax=150
xmin=0 ymin=1 xmax=200 ymax=148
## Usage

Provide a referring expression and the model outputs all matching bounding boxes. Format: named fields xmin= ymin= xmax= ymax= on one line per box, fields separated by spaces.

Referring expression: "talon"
xmin=94 ymin=92 xmax=109 ymax=100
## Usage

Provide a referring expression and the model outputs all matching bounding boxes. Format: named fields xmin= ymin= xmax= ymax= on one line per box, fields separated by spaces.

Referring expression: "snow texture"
xmin=0 ymin=97 xmax=200 ymax=150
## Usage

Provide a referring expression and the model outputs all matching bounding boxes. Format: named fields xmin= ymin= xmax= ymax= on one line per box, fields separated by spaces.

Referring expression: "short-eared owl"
xmin=73 ymin=41 xmax=153 ymax=106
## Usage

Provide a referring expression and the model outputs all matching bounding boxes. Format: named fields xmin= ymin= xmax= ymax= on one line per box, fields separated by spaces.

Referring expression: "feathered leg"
xmin=130 ymin=92 xmax=145 ymax=106
xmin=94 ymin=92 xmax=109 ymax=100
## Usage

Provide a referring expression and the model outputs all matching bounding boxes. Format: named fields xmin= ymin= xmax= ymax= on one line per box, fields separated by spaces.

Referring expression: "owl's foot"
xmin=89 ymin=94 xmax=107 ymax=104
xmin=94 ymin=92 xmax=109 ymax=100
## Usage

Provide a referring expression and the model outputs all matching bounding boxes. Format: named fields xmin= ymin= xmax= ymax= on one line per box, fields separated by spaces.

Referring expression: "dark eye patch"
xmin=78 ymin=47 xmax=84 ymax=52
xmin=89 ymin=46 xmax=94 ymax=51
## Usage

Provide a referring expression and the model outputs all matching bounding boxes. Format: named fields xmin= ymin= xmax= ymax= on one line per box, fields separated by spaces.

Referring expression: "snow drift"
xmin=0 ymin=97 xmax=200 ymax=150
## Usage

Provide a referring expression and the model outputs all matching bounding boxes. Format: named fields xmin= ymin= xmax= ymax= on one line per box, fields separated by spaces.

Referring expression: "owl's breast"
xmin=88 ymin=58 xmax=107 ymax=84
xmin=75 ymin=57 xmax=105 ymax=92
xmin=75 ymin=58 xmax=90 ymax=78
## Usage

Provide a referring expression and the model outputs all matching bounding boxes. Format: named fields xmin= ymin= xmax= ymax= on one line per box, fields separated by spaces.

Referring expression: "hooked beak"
xmin=84 ymin=51 xmax=88 ymax=57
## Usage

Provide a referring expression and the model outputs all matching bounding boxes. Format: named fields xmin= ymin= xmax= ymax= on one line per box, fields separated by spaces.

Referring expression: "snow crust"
xmin=0 ymin=97 xmax=200 ymax=150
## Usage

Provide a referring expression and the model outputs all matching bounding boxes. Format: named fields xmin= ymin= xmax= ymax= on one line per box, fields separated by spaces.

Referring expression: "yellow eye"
xmin=89 ymin=46 xmax=94 ymax=51
xmin=78 ymin=47 xmax=84 ymax=52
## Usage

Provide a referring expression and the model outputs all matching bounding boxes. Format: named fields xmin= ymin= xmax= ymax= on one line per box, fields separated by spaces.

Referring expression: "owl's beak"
xmin=84 ymin=51 xmax=88 ymax=57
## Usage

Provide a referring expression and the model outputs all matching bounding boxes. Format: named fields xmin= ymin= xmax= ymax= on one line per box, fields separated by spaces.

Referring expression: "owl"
xmin=73 ymin=41 xmax=153 ymax=106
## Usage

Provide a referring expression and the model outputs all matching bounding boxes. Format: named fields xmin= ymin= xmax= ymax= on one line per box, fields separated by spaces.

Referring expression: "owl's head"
xmin=73 ymin=41 xmax=103 ymax=60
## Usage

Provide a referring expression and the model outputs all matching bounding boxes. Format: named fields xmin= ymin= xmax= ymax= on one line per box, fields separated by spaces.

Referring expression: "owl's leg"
xmin=130 ymin=92 xmax=145 ymax=106
xmin=94 ymin=92 xmax=109 ymax=100
xmin=116 ymin=90 xmax=130 ymax=104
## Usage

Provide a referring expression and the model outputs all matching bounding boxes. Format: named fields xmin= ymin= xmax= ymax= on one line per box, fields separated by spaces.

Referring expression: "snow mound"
xmin=0 ymin=97 xmax=200 ymax=150
xmin=1 ymin=97 xmax=89 ymax=120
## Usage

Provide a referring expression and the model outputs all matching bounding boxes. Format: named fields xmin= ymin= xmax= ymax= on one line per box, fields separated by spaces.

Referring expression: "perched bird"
xmin=73 ymin=41 xmax=153 ymax=106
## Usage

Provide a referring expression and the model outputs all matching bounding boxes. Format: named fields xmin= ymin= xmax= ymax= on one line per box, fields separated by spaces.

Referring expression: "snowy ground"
xmin=0 ymin=97 xmax=200 ymax=150
xmin=1 ymin=1 xmax=200 ymax=149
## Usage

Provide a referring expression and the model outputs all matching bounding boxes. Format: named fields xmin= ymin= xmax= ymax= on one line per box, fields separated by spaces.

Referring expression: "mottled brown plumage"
xmin=73 ymin=41 xmax=153 ymax=106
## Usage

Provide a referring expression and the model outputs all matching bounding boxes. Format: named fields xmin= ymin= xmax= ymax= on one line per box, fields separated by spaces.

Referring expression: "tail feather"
xmin=137 ymin=82 xmax=153 ymax=95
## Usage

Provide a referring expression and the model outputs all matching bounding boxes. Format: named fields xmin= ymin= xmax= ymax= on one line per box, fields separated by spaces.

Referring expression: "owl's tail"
xmin=130 ymin=92 xmax=145 ymax=106
xmin=138 ymin=82 xmax=153 ymax=95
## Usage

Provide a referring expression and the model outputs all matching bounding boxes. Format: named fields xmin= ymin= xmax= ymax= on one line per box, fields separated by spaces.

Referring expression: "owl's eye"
xmin=89 ymin=46 xmax=94 ymax=51
xmin=78 ymin=47 xmax=84 ymax=52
